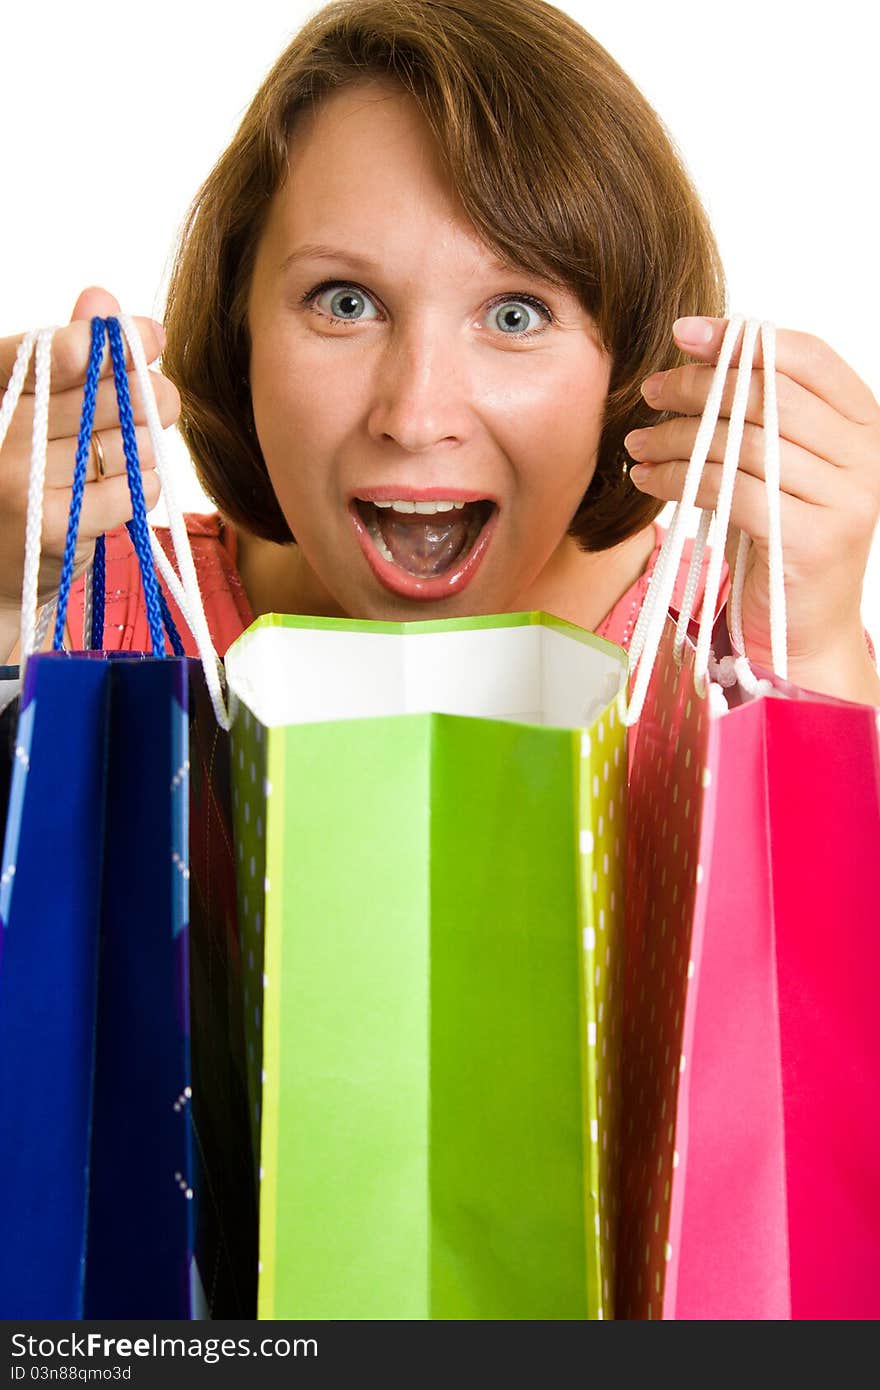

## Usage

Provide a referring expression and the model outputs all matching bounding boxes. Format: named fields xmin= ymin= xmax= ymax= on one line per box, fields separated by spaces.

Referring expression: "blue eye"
xmin=309 ymin=283 xmax=380 ymax=321
xmin=302 ymin=280 xmax=551 ymax=338
xmin=489 ymin=298 xmax=548 ymax=338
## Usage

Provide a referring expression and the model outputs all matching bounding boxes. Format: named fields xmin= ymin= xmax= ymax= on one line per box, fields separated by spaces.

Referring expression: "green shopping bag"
xmin=223 ymin=611 xmax=628 ymax=1319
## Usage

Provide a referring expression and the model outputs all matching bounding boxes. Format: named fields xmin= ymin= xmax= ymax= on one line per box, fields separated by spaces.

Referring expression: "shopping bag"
xmin=203 ymin=608 xmax=630 ymax=1319
xmin=0 ymin=315 xmax=230 ymax=1317
xmin=0 ymin=669 xmax=20 ymax=827
xmin=619 ymin=606 xmax=880 ymax=1321
xmin=186 ymin=664 xmax=259 ymax=1318
xmin=616 ymin=316 xmax=880 ymax=1320
xmin=0 ymin=320 xmax=194 ymax=1316
xmin=0 ymin=651 xmax=195 ymax=1318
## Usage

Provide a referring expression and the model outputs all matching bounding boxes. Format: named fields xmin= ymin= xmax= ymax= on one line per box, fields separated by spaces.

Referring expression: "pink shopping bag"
xmin=615 ymin=313 xmax=880 ymax=1320
xmin=616 ymin=602 xmax=880 ymax=1320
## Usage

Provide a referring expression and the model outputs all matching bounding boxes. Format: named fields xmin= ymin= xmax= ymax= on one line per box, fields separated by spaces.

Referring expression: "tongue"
xmin=375 ymin=505 xmax=481 ymax=577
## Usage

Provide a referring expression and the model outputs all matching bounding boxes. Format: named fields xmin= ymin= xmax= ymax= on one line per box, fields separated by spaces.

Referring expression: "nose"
xmin=365 ymin=321 xmax=472 ymax=456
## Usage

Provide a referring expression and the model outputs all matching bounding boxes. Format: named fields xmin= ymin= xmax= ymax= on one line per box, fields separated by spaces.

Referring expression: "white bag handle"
xmin=0 ymin=315 xmax=231 ymax=731
xmin=118 ymin=314 xmax=230 ymax=730
xmin=0 ymin=325 xmax=56 ymax=669
xmin=618 ymin=315 xmax=787 ymax=726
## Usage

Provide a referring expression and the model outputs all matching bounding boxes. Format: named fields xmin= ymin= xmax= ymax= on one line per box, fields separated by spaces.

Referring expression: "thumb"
xmin=70 ymin=285 xmax=123 ymax=322
xmin=65 ymin=288 xmax=167 ymax=374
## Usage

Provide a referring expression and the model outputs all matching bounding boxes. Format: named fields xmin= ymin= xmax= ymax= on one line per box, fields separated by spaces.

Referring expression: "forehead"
xmin=271 ymin=82 xmax=524 ymax=282
xmin=288 ymin=80 xmax=447 ymax=191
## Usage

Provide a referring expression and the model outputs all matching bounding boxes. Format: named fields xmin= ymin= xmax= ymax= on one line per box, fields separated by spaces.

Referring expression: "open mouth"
xmin=349 ymin=494 xmax=499 ymax=601
xmin=356 ymin=497 xmax=494 ymax=576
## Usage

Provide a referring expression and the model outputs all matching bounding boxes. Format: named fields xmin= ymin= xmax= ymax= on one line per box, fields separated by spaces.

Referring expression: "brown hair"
xmin=163 ymin=0 xmax=726 ymax=550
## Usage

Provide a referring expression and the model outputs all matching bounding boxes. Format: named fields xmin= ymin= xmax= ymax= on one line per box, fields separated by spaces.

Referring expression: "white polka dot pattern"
xmin=616 ymin=616 xmax=713 ymax=1319
xmin=229 ymin=703 xmax=269 ymax=1164
xmin=578 ymin=697 xmax=627 ymax=1316
xmin=222 ymin=618 xmax=633 ymax=1318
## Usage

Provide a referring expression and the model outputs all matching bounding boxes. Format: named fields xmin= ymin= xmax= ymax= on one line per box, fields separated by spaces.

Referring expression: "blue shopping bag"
xmin=0 ymin=314 xmax=257 ymax=1318
xmin=0 ymin=316 xmax=196 ymax=1317
xmin=0 ymin=651 xmax=194 ymax=1317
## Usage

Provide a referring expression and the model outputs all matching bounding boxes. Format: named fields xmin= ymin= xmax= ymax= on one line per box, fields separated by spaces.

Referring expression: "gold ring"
xmin=90 ymin=431 xmax=106 ymax=479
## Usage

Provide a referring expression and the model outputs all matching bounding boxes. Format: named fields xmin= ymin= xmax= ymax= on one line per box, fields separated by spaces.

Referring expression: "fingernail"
xmin=624 ymin=428 xmax=649 ymax=455
xmin=673 ymin=316 xmax=713 ymax=344
xmin=641 ymin=372 xmax=667 ymax=400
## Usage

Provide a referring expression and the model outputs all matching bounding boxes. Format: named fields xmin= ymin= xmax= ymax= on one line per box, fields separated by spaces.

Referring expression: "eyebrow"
xmin=279 ymin=241 xmax=562 ymax=287
xmin=279 ymin=243 xmax=382 ymax=274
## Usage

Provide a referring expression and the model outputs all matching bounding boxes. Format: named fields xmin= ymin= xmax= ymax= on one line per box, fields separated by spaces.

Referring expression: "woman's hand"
xmin=624 ymin=316 xmax=880 ymax=704
xmin=0 ymin=286 xmax=178 ymax=646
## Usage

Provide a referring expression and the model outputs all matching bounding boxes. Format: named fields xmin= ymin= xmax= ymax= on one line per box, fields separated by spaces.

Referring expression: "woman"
xmin=1 ymin=0 xmax=878 ymax=702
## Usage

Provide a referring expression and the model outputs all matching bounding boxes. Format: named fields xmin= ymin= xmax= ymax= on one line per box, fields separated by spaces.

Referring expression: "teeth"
xmin=370 ymin=499 xmax=468 ymax=514
xmin=362 ymin=507 xmax=394 ymax=560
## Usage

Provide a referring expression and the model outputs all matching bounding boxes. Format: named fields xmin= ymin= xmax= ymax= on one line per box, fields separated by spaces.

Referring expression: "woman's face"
xmin=247 ymin=80 xmax=612 ymax=621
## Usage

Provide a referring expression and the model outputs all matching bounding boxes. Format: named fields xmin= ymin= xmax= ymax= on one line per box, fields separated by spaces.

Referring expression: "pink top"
xmin=66 ymin=513 xmax=727 ymax=659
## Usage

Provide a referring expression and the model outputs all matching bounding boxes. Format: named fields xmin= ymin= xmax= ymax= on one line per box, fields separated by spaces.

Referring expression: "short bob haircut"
xmin=163 ymin=0 xmax=726 ymax=552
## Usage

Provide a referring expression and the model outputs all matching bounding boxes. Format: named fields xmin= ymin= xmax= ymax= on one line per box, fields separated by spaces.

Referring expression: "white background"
xmin=2 ymin=0 xmax=878 ymax=639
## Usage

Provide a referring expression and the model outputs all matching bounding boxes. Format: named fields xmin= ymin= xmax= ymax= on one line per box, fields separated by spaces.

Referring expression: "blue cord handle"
xmin=155 ymin=578 xmax=185 ymax=656
xmin=54 ymin=318 xmax=105 ymax=649
xmin=90 ymin=534 xmax=105 ymax=648
xmin=125 ymin=522 xmax=185 ymax=656
xmin=89 ymin=526 xmax=184 ymax=655
xmin=106 ymin=316 xmax=165 ymax=657
xmin=55 ymin=315 xmax=184 ymax=657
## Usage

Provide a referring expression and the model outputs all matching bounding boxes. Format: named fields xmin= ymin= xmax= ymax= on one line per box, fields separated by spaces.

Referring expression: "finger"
xmin=625 ymin=417 xmax=846 ymax=507
xmin=69 ymin=287 xmax=166 ymax=372
xmin=4 ymin=370 xmax=180 ymax=444
xmin=41 ymin=469 xmax=162 ymax=551
xmin=641 ymin=358 xmax=878 ymax=472
xmin=42 ymin=425 xmax=156 ymax=489
xmin=669 ymin=317 xmax=878 ymax=426
xmin=70 ymin=286 xmax=123 ymax=323
xmin=0 ymin=313 xmax=166 ymax=395
xmin=82 ymin=468 xmax=163 ymax=530
xmin=627 ymin=456 xmax=817 ymax=550
xmin=91 ymin=368 xmax=180 ymax=434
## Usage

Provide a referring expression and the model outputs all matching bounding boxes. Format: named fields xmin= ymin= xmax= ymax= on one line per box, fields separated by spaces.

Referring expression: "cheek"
xmin=506 ymin=365 xmax=607 ymax=508
xmin=249 ymin=343 xmax=348 ymax=503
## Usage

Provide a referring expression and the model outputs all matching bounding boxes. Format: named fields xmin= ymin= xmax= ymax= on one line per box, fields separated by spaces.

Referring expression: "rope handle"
xmin=52 ymin=317 xmax=107 ymax=649
xmin=53 ymin=317 xmax=167 ymax=658
xmin=618 ymin=315 xmax=787 ymax=725
xmin=118 ymin=314 xmax=230 ymax=729
xmin=0 ymin=315 xmax=230 ymax=729
xmin=0 ymin=326 xmax=54 ymax=667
